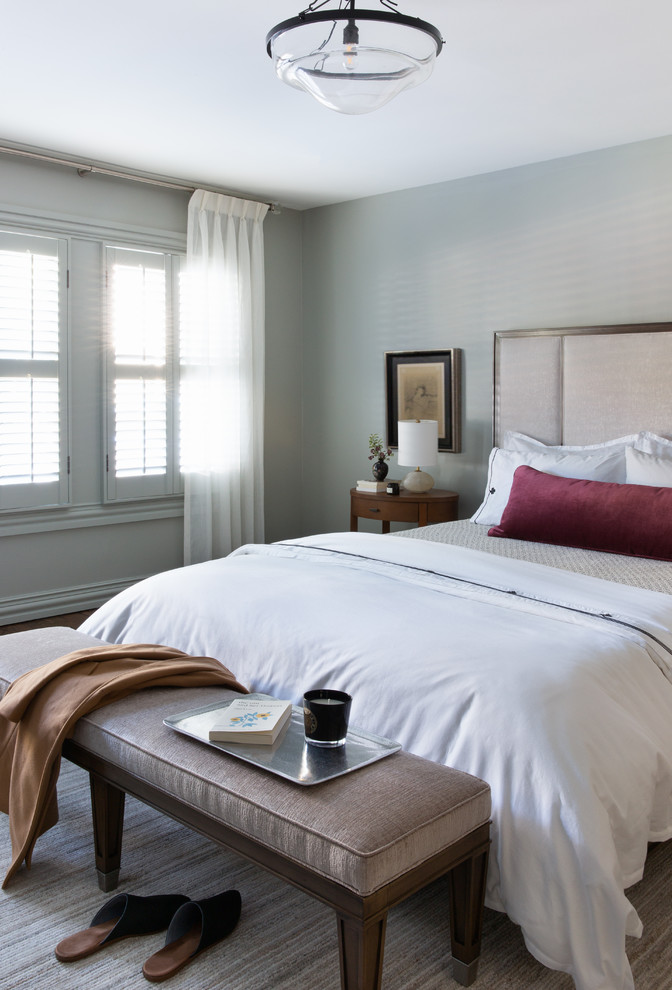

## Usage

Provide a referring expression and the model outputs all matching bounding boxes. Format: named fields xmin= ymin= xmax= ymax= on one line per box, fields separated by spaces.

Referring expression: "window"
xmin=104 ymin=246 xmax=181 ymax=500
xmin=0 ymin=229 xmax=69 ymax=510
xmin=0 ymin=222 xmax=184 ymax=520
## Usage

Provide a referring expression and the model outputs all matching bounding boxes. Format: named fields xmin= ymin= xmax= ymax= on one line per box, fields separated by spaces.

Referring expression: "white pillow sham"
xmin=471 ymin=446 xmax=626 ymax=526
xmin=634 ymin=431 xmax=672 ymax=459
xmin=625 ymin=446 xmax=672 ymax=487
xmin=502 ymin=430 xmax=640 ymax=455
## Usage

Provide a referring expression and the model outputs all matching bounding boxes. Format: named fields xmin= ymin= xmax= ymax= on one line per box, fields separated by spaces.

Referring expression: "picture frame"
xmin=385 ymin=348 xmax=461 ymax=452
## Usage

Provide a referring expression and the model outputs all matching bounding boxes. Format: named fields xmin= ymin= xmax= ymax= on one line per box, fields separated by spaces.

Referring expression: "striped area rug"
xmin=1 ymin=761 xmax=670 ymax=990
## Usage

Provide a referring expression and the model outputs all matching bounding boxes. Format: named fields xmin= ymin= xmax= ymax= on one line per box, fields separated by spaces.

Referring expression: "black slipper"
xmin=142 ymin=890 xmax=242 ymax=983
xmin=55 ymin=892 xmax=190 ymax=962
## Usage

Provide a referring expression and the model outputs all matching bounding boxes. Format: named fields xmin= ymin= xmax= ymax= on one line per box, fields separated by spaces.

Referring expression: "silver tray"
xmin=164 ymin=694 xmax=401 ymax=786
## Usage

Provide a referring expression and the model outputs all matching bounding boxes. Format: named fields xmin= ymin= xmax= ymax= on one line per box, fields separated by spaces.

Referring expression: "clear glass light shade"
xmin=268 ymin=13 xmax=441 ymax=114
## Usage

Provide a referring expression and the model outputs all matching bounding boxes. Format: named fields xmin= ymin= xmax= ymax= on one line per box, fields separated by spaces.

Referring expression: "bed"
xmin=80 ymin=324 xmax=672 ymax=990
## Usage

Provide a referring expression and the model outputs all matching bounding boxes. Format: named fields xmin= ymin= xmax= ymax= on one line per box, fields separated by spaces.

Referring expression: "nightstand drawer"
xmin=350 ymin=487 xmax=459 ymax=534
xmin=350 ymin=495 xmax=419 ymax=523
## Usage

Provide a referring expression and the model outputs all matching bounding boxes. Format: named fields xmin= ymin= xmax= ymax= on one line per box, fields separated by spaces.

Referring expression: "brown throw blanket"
xmin=0 ymin=643 xmax=248 ymax=888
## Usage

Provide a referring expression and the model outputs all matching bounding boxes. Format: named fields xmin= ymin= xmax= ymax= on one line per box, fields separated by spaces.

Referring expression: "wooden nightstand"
xmin=350 ymin=487 xmax=459 ymax=534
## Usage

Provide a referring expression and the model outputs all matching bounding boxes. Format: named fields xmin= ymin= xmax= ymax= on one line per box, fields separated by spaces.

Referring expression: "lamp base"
xmin=402 ymin=469 xmax=435 ymax=493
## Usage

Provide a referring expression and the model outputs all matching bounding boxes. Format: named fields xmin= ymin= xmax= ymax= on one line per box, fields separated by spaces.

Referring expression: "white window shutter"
xmin=105 ymin=246 xmax=179 ymax=500
xmin=114 ymin=379 xmax=167 ymax=477
xmin=0 ymin=231 xmax=69 ymax=510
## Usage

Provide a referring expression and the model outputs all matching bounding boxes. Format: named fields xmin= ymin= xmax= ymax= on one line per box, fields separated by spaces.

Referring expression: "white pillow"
xmin=626 ymin=446 xmax=672 ymax=487
xmin=502 ymin=430 xmax=640 ymax=454
xmin=635 ymin=431 xmax=672 ymax=459
xmin=471 ymin=446 xmax=627 ymax=526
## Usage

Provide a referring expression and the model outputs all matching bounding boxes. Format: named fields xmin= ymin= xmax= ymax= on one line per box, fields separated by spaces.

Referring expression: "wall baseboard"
xmin=0 ymin=575 xmax=150 ymax=626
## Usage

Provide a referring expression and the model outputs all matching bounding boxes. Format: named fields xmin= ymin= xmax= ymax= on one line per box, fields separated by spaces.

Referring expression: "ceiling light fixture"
xmin=266 ymin=0 xmax=443 ymax=115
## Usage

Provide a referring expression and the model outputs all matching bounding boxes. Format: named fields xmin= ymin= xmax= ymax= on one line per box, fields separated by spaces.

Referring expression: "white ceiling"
xmin=3 ymin=1 xmax=672 ymax=210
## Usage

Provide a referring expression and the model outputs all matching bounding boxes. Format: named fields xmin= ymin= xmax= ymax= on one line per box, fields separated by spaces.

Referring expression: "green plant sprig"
xmin=368 ymin=433 xmax=393 ymax=462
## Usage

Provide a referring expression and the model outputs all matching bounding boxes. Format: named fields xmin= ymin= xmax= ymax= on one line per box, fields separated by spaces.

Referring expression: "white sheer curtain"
xmin=182 ymin=190 xmax=268 ymax=565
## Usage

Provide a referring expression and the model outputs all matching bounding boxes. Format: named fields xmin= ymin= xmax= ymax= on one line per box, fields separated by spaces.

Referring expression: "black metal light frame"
xmin=266 ymin=0 xmax=444 ymax=60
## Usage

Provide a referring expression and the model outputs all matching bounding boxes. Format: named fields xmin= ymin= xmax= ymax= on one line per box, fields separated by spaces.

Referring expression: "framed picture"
xmin=385 ymin=348 xmax=461 ymax=452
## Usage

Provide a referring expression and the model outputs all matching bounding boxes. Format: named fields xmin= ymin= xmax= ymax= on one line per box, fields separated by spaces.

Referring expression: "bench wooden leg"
xmin=448 ymin=842 xmax=489 ymax=986
xmin=70 ymin=752 xmax=490 ymax=989
xmin=336 ymin=913 xmax=387 ymax=990
xmin=89 ymin=772 xmax=125 ymax=893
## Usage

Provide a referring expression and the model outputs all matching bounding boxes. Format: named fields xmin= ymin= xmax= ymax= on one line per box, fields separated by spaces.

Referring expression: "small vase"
xmin=372 ymin=457 xmax=389 ymax=481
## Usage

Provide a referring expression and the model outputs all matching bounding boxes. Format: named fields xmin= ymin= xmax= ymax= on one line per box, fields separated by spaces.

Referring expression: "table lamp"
xmin=397 ymin=419 xmax=438 ymax=492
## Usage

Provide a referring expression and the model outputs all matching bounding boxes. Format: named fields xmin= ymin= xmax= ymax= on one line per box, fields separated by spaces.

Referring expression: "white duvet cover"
xmin=80 ymin=532 xmax=672 ymax=990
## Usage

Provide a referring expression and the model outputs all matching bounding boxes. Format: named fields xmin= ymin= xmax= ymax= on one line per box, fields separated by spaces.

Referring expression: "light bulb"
xmin=342 ymin=42 xmax=357 ymax=71
xmin=341 ymin=18 xmax=359 ymax=73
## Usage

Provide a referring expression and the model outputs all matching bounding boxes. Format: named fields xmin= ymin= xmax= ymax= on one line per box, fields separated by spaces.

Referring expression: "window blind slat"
xmin=107 ymin=247 xmax=171 ymax=486
xmin=112 ymin=262 xmax=166 ymax=366
xmin=114 ymin=377 xmax=167 ymax=476
xmin=0 ymin=376 xmax=60 ymax=485
xmin=0 ymin=229 xmax=67 ymax=508
xmin=0 ymin=247 xmax=59 ymax=360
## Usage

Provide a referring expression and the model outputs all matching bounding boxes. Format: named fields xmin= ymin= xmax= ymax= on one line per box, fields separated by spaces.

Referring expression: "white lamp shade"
xmin=397 ymin=419 xmax=438 ymax=467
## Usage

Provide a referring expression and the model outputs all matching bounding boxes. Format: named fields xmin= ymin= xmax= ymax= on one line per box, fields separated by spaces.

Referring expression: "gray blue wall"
xmin=300 ymin=135 xmax=672 ymax=533
xmin=2 ymin=132 xmax=672 ymax=618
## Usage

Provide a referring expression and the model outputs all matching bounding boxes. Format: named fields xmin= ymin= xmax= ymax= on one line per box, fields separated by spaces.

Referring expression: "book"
xmin=208 ymin=697 xmax=293 ymax=745
xmin=356 ymin=480 xmax=388 ymax=492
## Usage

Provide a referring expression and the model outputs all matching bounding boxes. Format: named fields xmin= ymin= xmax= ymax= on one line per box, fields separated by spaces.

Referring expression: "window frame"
xmin=103 ymin=243 xmax=183 ymax=502
xmin=0 ymin=226 xmax=70 ymax=512
xmin=0 ymin=204 xmax=186 ymax=534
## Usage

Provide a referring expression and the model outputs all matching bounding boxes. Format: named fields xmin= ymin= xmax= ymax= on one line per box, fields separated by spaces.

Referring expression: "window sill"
xmin=0 ymin=496 xmax=184 ymax=537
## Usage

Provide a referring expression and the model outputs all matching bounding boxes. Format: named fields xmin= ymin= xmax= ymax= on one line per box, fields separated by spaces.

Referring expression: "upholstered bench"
xmin=0 ymin=627 xmax=491 ymax=988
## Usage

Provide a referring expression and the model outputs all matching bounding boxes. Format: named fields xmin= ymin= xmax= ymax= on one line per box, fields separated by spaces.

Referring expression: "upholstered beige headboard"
xmin=494 ymin=323 xmax=672 ymax=446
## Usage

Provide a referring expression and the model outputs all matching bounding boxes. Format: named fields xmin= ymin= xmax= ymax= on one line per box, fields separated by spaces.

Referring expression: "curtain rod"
xmin=0 ymin=143 xmax=280 ymax=213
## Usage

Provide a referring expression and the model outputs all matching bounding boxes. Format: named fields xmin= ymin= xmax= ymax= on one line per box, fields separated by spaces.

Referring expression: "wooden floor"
xmin=0 ymin=610 xmax=95 ymax=636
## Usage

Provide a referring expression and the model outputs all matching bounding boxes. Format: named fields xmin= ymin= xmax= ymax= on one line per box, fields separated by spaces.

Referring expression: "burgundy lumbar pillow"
xmin=488 ymin=465 xmax=672 ymax=561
